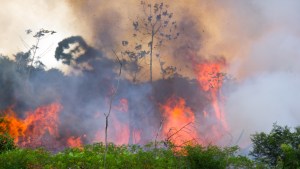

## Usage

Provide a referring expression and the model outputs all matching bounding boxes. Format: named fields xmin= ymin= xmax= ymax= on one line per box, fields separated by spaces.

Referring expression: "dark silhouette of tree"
xmin=24 ymin=29 xmax=56 ymax=77
xmin=122 ymin=1 xmax=179 ymax=83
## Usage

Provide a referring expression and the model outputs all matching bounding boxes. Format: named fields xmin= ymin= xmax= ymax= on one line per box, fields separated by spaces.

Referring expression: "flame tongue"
xmin=161 ymin=97 xmax=199 ymax=146
xmin=67 ymin=136 xmax=83 ymax=148
xmin=1 ymin=103 xmax=62 ymax=148
xmin=196 ymin=61 xmax=228 ymax=137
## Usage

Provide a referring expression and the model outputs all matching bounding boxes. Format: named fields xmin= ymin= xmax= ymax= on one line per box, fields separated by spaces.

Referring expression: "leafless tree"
xmin=17 ymin=28 xmax=56 ymax=78
xmin=103 ymin=50 xmax=123 ymax=169
xmin=122 ymin=1 xmax=179 ymax=82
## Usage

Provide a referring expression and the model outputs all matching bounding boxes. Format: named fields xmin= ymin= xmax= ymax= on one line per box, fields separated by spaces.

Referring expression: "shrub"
xmin=0 ymin=133 xmax=16 ymax=153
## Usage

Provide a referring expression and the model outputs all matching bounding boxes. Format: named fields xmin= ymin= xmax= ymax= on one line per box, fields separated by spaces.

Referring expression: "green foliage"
xmin=0 ymin=133 xmax=16 ymax=153
xmin=250 ymin=123 xmax=300 ymax=168
xmin=0 ymin=148 xmax=50 ymax=169
xmin=0 ymin=118 xmax=16 ymax=153
xmin=183 ymin=145 xmax=259 ymax=169
xmin=0 ymin=142 xmax=255 ymax=169
xmin=279 ymin=144 xmax=300 ymax=169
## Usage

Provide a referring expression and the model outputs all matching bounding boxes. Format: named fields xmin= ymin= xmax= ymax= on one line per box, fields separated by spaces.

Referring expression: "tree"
xmin=122 ymin=1 xmax=179 ymax=83
xmin=250 ymin=123 xmax=300 ymax=167
xmin=103 ymin=50 xmax=123 ymax=169
xmin=17 ymin=29 xmax=56 ymax=78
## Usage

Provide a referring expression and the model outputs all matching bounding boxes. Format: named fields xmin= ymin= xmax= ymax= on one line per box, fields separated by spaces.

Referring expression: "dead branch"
xmin=103 ymin=49 xmax=123 ymax=169
xmin=165 ymin=122 xmax=193 ymax=142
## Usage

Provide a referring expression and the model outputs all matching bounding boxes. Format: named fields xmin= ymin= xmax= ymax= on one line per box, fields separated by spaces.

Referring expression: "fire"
xmin=195 ymin=61 xmax=228 ymax=133
xmin=67 ymin=136 xmax=83 ymax=148
xmin=161 ymin=97 xmax=199 ymax=146
xmin=112 ymin=98 xmax=132 ymax=145
xmin=0 ymin=103 xmax=61 ymax=148
xmin=93 ymin=98 xmax=132 ymax=145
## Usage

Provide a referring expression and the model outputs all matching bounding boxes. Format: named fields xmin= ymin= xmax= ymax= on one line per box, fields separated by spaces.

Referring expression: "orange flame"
xmin=112 ymin=98 xmax=130 ymax=145
xmin=161 ymin=97 xmax=199 ymax=146
xmin=0 ymin=103 xmax=61 ymax=148
xmin=93 ymin=98 xmax=131 ymax=145
xmin=67 ymin=136 xmax=83 ymax=148
xmin=196 ymin=61 xmax=228 ymax=133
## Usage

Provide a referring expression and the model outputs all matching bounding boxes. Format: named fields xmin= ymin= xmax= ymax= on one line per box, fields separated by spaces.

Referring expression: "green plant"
xmin=0 ymin=133 xmax=16 ymax=153
xmin=0 ymin=148 xmax=50 ymax=169
xmin=250 ymin=123 xmax=300 ymax=167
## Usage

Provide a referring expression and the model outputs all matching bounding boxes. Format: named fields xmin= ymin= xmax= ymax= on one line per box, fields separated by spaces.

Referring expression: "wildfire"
xmin=161 ymin=97 xmax=199 ymax=146
xmin=0 ymin=103 xmax=61 ymax=148
xmin=67 ymin=136 xmax=83 ymax=148
xmin=93 ymin=98 xmax=132 ymax=145
xmin=0 ymin=62 xmax=229 ymax=149
xmin=195 ymin=61 xmax=228 ymax=133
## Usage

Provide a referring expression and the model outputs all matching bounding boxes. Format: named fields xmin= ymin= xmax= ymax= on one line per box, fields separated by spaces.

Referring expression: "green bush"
xmin=0 ymin=148 xmax=51 ymax=169
xmin=0 ymin=142 xmax=256 ymax=169
xmin=250 ymin=123 xmax=300 ymax=168
xmin=0 ymin=133 xmax=16 ymax=153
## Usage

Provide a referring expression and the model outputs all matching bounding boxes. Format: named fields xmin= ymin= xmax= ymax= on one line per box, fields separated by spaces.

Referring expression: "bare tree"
xmin=122 ymin=1 xmax=179 ymax=82
xmin=103 ymin=50 xmax=123 ymax=169
xmin=21 ymin=28 xmax=56 ymax=78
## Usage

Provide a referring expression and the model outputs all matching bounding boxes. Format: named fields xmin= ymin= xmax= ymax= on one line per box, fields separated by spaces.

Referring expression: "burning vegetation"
xmin=0 ymin=56 xmax=228 ymax=150
xmin=1 ymin=0 xmax=300 ymax=168
xmin=0 ymin=1 xmax=232 ymax=151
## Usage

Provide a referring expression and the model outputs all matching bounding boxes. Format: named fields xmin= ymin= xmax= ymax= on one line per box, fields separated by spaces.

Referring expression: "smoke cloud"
xmin=1 ymin=0 xmax=300 ymax=149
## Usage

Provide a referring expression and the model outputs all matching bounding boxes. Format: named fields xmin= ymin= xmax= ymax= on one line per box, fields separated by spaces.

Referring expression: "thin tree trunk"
xmin=27 ymin=37 xmax=40 ymax=79
xmin=103 ymin=95 xmax=114 ymax=169
xmin=103 ymin=50 xmax=122 ymax=169
xmin=150 ymin=29 xmax=154 ymax=83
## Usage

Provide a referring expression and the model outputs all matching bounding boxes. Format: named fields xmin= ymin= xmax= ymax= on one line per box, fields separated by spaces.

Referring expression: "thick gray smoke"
xmin=222 ymin=0 xmax=300 ymax=147
xmin=0 ymin=34 xmax=219 ymax=151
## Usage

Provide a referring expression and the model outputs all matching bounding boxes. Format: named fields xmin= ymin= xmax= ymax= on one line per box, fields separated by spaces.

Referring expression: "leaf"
xmin=156 ymin=14 xmax=161 ymax=21
xmin=122 ymin=41 xmax=128 ymax=46
xmin=133 ymin=21 xmax=139 ymax=31
xmin=135 ymin=44 xmax=142 ymax=50
xmin=159 ymin=40 xmax=163 ymax=45
xmin=164 ymin=21 xmax=169 ymax=27
xmin=140 ymin=51 xmax=147 ymax=58
xmin=160 ymin=3 xmax=164 ymax=9
xmin=163 ymin=11 xmax=168 ymax=16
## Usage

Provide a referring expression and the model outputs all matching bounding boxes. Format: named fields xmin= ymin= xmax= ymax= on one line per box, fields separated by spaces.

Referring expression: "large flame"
xmin=67 ymin=136 xmax=83 ymax=148
xmin=195 ymin=61 xmax=228 ymax=137
xmin=0 ymin=103 xmax=61 ymax=148
xmin=161 ymin=97 xmax=199 ymax=146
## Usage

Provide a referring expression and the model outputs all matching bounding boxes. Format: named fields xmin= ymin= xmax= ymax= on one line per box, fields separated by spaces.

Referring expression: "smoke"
xmin=225 ymin=72 xmax=300 ymax=146
xmin=1 ymin=0 xmax=300 ymax=150
xmin=213 ymin=0 xmax=300 ymax=147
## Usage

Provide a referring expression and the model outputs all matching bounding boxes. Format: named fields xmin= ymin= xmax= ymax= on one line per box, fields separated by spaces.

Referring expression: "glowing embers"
xmin=0 ymin=103 xmax=61 ymax=148
xmin=160 ymin=97 xmax=199 ymax=146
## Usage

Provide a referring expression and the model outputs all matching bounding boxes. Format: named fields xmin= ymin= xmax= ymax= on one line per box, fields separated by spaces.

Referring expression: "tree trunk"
xmin=150 ymin=29 xmax=154 ymax=83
